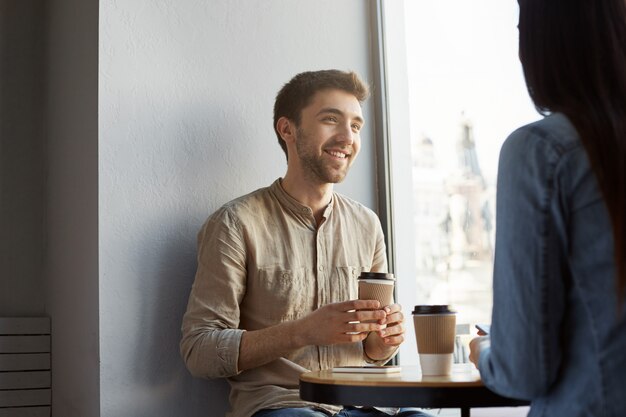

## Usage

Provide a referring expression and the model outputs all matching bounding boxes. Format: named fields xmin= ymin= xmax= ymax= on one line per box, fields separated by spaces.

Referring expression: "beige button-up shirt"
xmin=180 ymin=179 xmax=393 ymax=417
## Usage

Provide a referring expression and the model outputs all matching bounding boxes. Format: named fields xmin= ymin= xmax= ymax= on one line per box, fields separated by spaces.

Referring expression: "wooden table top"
xmin=300 ymin=363 xmax=484 ymax=388
xmin=299 ymin=363 xmax=530 ymax=414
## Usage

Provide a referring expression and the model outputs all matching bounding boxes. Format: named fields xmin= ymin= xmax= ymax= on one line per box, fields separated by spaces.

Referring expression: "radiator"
xmin=0 ymin=317 xmax=51 ymax=417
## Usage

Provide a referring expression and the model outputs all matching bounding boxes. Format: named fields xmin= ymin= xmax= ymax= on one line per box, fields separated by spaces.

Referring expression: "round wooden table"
xmin=299 ymin=364 xmax=529 ymax=417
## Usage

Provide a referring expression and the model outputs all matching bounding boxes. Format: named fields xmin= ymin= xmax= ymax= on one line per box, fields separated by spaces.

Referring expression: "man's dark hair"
xmin=519 ymin=0 xmax=626 ymax=304
xmin=273 ymin=70 xmax=370 ymax=160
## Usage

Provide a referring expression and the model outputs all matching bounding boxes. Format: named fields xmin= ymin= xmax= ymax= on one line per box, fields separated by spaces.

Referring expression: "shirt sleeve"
xmin=478 ymin=125 xmax=568 ymax=399
xmin=371 ymin=216 xmax=388 ymax=273
xmin=180 ymin=206 xmax=247 ymax=379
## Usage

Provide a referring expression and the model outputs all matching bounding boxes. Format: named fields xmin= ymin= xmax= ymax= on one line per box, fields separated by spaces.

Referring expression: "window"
xmin=376 ymin=0 xmax=539 ymax=364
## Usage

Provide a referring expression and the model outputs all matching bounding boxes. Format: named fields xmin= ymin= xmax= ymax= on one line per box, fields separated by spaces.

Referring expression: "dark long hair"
xmin=518 ymin=0 xmax=626 ymax=305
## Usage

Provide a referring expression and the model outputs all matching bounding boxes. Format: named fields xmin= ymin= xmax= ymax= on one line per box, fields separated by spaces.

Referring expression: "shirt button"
xmin=318 ymin=266 xmax=324 ymax=271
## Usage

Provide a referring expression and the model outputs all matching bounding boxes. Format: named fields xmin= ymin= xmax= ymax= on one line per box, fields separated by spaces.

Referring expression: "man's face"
xmin=293 ymin=89 xmax=364 ymax=184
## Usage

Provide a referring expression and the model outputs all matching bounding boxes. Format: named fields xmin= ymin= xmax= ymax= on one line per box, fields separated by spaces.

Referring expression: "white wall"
xmin=99 ymin=1 xmax=378 ymax=416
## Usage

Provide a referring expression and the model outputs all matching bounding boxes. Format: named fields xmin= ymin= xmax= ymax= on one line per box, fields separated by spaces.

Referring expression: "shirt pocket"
xmin=254 ymin=266 xmax=314 ymax=320
xmin=334 ymin=266 xmax=363 ymax=302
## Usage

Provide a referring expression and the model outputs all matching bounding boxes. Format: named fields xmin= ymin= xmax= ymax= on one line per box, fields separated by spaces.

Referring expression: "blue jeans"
xmin=252 ymin=407 xmax=432 ymax=417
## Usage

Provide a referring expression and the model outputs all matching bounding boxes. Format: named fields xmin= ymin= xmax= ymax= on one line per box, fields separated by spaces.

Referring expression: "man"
xmin=181 ymin=70 xmax=427 ymax=417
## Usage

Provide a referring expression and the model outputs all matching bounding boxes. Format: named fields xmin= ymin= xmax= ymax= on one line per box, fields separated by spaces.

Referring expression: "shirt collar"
xmin=270 ymin=178 xmax=335 ymax=220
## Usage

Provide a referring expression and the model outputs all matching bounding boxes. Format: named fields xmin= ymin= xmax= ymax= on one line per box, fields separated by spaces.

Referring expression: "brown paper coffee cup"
xmin=412 ymin=305 xmax=456 ymax=375
xmin=358 ymin=281 xmax=394 ymax=306
xmin=357 ymin=272 xmax=395 ymax=323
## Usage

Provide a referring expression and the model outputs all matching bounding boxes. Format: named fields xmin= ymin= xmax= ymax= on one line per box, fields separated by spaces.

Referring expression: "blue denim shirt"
xmin=478 ymin=113 xmax=626 ymax=417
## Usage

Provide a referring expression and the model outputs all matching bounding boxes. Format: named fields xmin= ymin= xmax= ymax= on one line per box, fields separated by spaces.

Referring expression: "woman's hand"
xmin=469 ymin=336 xmax=491 ymax=368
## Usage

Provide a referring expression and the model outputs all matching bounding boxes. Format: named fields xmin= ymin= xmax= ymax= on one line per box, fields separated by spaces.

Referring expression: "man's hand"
xmin=469 ymin=336 xmax=490 ymax=368
xmin=238 ymin=299 xmax=386 ymax=372
xmin=294 ymin=299 xmax=387 ymax=347
xmin=363 ymin=303 xmax=406 ymax=361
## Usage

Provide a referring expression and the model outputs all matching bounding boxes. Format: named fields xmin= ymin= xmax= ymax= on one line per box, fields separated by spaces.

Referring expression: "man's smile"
xmin=324 ymin=149 xmax=350 ymax=159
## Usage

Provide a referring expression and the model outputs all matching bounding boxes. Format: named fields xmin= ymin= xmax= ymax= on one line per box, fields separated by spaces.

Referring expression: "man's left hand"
xmin=363 ymin=303 xmax=405 ymax=361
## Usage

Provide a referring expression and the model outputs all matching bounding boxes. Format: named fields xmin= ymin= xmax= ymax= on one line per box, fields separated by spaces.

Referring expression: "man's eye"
xmin=324 ymin=116 xmax=338 ymax=122
xmin=352 ymin=124 xmax=362 ymax=132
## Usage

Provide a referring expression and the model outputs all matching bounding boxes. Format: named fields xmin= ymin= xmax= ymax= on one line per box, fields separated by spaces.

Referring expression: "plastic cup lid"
xmin=412 ymin=305 xmax=456 ymax=315
xmin=357 ymin=272 xmax=395 ymax=281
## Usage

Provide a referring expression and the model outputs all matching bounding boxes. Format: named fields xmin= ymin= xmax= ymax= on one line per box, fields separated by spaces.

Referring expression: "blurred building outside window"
xmin=403 ymin=0 xmax=539 ymax=361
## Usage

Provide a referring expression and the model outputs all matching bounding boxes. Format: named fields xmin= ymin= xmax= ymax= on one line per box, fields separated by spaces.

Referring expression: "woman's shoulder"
xmin=499 ymin=113 xmax=594 ymax=201
xmin=505 ymin=113 xmax=581 ymax=156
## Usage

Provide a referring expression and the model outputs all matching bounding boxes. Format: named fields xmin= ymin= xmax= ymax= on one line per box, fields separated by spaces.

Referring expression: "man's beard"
xmin=295 ymin=127 xmax=351 ymax=184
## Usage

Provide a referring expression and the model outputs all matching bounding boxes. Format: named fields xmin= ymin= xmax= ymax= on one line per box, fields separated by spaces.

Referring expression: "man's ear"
xmin=276 ymin=117 xmax=296 ymax=144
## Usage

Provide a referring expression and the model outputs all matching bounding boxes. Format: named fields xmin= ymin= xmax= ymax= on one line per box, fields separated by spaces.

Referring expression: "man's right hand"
xmin=293 ymin=299 xmax=387 ymax=347
xmin=238 ymin=299 xmax=386 ymax=372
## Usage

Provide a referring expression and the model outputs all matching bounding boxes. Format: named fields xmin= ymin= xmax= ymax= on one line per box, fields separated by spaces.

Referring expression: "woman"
xmin=469 ymin=0 xmax=626 ymax=416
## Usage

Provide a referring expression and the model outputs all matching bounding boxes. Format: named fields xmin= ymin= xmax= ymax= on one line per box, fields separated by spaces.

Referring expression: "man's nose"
xmin=337 ymin=123 xmax=355 ymax=145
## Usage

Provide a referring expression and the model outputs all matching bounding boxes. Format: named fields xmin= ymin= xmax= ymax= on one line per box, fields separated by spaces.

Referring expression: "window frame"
xmin=371 ymin=0 xmax=420 ymax=365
